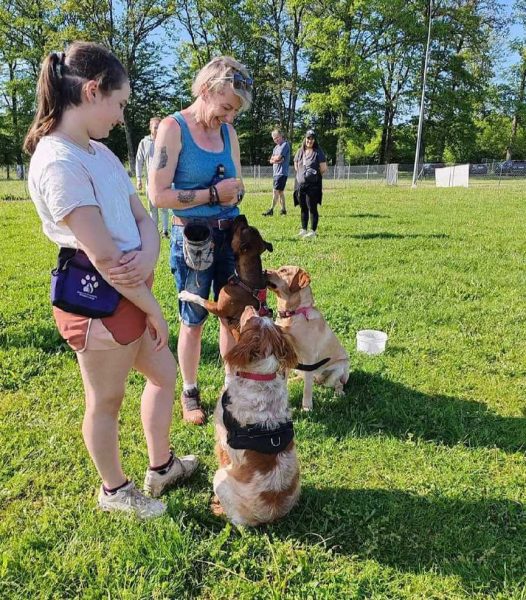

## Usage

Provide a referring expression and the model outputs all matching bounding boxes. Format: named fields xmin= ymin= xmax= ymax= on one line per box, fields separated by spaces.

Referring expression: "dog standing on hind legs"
xmin=267 ymin=265 xmax=350 ymax=411
xmin=178 ymin=214 xmax=273 ymax=339
xmin=212 ymin=305 xmax=300 ymax=526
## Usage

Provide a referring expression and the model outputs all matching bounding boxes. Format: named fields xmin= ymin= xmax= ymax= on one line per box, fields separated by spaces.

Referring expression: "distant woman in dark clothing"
xmin=293 ymin=129 xmax=328 ymax=239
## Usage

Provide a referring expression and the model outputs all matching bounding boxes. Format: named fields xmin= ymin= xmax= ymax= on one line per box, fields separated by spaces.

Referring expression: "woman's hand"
xmin=216 ymin=178 xmax=241 ymax=206
xmin=146 ymin=311 xmax=169 ymax=351
xmin=108 ymin=250 xmax=155 ymax=287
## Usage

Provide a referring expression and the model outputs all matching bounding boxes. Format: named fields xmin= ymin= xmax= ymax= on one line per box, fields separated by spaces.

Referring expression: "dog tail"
xmin=295 ymin=357 xmax=330 ymax=372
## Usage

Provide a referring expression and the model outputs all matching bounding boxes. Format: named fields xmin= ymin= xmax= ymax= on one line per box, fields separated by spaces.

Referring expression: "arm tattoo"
xmin=177 ymin=190 xmax=196 ymax=204
xmin=154 ymin=146 xmax=168 ymax=170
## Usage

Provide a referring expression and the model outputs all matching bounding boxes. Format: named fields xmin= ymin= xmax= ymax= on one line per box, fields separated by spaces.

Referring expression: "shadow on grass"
xmin=275 ymin=486 xmax=526 ymax=588
xmin=349 ymin=232 xmax=449 ymax=240
xmin=350 ymin=213 xmax=388 ymax=218
xmin=294 ymin=370 xmax=526 ymax=453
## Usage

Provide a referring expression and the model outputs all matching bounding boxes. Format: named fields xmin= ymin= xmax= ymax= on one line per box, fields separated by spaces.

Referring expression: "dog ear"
xmin=275 ymin=328 xmax=298 ymax=370
xmin=224 ymin=319 xmax=262 ymax=367
xmin=289 ymin=268 xmax=311 ymax=293
xmin=233 ymin=214 xmax=248 ymax=227
xmin=264 ymin=241 xmax=273 ymax=253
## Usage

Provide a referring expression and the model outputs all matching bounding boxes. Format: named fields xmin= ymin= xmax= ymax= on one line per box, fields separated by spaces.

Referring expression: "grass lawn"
xmin=1 ymin=179 xmax=526 ymax=599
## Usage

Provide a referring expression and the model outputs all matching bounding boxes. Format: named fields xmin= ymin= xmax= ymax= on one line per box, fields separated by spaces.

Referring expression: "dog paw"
xmin=302 ymin=406 xmax=313 ymax=412
xmin=178 ymin=290 xmax=196 ymax=303
xmin=211 ymin=496 xmax=225 ymax=516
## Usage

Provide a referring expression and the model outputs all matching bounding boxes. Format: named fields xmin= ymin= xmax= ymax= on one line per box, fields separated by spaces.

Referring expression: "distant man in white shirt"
xmin=136 ymin=117 xmax=169 ymax=237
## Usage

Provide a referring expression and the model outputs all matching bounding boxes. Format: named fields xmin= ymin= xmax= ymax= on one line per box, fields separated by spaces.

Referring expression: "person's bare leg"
xmin=77 ymin=340 xmax=140 ymax=488
xmin=177 ymin=322 xmax=206 ymax=424
xmin=278 ymin=190 xmax=286 ymax=212
xmin=177 ymin=322 xmax=203 ymax=384
xmin=134 ymin=332 xmax=177 ymax=467
xmin=264 ymin=190 xmax=279 ymax=215
xmin=219 ymin=321 xmax=236 ymax=375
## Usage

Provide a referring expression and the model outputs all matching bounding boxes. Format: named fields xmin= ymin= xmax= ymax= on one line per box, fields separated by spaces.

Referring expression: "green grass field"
xmin=1 ymin=179 xmax=526 ymax=599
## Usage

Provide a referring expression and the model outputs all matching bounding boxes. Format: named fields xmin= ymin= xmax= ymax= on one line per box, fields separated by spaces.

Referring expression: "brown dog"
xmin=212 ymin=305 xmax=300 ymax=526
xmin=267 ymin=265 xmax=350 ymax=410
xmin=178 ymin=215 xmax=273 ymax=338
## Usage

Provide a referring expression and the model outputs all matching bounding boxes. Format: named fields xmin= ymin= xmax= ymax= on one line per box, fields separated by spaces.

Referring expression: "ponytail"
xmin=24 ymin=52 xmax=66 ymax=154
xmin=24 ymin=42 xmax=127 ymax=155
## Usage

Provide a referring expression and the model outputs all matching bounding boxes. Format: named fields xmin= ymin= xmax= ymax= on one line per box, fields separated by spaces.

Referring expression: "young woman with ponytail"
xmin=26 ymin=42 xmax=198 ymax=519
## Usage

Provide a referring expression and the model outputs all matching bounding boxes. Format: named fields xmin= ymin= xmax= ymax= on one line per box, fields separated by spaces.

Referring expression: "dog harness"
xmin=228 ymin=273 xmax=272 ymax=317
xmin=221 ymin=390 xmax=294 ymax=455
xmin=278 ymin=305 xmax=314 ymax=320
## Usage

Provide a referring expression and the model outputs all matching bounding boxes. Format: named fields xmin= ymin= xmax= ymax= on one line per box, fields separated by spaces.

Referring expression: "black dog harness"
xmin=228 ymin=272 xmax=272 ymax=318
xmin=221 ymin=390 xmax=294 ymax=454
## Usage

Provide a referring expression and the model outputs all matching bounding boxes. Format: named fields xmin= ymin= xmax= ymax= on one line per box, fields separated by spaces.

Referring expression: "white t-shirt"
xmin=28 ymin=135 xmax=140 ymax=251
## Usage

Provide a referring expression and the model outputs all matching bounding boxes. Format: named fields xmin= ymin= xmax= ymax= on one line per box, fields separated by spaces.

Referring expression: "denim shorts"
xmin=170 ymin=224 xmax=236 ymax=326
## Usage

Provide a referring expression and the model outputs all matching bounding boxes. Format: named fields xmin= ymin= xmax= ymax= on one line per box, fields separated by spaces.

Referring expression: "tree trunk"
xmin=123 ymin=115 xmax=135 ymax=176
xmin=385 ymin=109 xmax=395 ymax=165
xmin=506 ymin=55 xmax=526 ymax=161
xmin=379 ymin=105 xmax=390 ymax=164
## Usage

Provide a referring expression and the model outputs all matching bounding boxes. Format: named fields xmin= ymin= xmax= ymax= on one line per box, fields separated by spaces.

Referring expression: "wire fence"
xmin=240 ymin=163 xmax=526 ymax=192
xmin=2 ymin=161 xmax=525 ymax=194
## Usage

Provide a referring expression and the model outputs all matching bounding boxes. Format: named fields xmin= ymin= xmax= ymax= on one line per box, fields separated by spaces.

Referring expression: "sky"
xmin=503 ymin=0 xmax=523 ymax=70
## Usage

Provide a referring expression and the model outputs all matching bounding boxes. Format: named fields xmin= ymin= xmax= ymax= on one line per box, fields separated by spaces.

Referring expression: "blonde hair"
xmin=191 ymin=56 xmax=252 ymax=112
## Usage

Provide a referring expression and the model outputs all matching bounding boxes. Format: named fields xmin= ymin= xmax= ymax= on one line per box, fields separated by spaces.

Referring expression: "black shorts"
xmin=273 ymin=175 xmax=288 ymax=191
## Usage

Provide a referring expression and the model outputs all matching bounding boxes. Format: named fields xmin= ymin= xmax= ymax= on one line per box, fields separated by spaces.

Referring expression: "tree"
xmin=60 ymin=0 xmax=178 ymax=168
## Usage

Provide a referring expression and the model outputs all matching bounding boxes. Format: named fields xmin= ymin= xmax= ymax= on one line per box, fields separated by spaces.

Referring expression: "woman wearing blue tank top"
xmin=149 ymin=56 xmax=252 ymax=425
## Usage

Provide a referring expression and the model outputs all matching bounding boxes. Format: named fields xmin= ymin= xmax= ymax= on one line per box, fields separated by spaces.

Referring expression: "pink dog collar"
xmin=278 ymin=306 xmax=313 ymax=320
xmin=236 ymin=371 xmax=277 ymax=381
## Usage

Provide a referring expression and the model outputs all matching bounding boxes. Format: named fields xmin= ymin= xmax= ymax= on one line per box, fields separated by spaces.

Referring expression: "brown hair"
xmin=225 ymin=318 xmax=297 ymax=372
xmin=24 ymin=41 xmax=128 ymax=155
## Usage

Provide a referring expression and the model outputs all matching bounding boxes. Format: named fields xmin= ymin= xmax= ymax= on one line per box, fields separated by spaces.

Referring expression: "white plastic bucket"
xmin=356 ymin=330 xmax=388 ymax=355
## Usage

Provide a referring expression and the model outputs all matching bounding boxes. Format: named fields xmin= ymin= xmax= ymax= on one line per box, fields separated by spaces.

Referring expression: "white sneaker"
xmin=98 ymin=481 xmax=166 ymax=519
xmin=304 ymin=230 xmax=317 ymax=239
xmin=298 ymin=229 xmax=308 ymax=237
xmin=143 ymin=454 xmax=199 ymax=498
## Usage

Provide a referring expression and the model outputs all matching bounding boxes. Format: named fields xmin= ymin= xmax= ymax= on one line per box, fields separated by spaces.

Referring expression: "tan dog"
xmin=267 ymin=265 xmax=350 ymax=410
xmin=212 ymin=305 xmax=300 ymax=526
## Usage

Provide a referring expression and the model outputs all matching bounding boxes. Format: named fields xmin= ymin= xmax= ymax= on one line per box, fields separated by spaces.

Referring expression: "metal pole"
xmin=412 ymin=0 xmax=433 ymax=188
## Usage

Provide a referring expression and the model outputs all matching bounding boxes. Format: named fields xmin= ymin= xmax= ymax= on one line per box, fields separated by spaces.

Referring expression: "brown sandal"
xmin=181 ymin=388 xmax=206 ymax=425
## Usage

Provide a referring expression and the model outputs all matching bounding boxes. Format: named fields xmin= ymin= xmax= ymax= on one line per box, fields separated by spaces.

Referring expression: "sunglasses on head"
xmin=212 ymin=71 xmax=253 ymax=91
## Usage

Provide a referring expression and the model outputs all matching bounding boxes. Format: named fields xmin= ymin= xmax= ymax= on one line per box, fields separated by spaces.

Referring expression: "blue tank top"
xmin=170 ymin=112 xmax=240 ymax=219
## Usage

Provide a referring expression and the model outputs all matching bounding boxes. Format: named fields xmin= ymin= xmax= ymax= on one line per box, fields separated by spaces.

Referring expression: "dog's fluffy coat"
xmin=212 ymin=306 xmax=300 ymax=526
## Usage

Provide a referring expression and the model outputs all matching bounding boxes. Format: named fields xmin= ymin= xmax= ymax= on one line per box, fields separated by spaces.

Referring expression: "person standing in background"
xmin=262 ymin=129 xmax=290 ymax=216
xmin=294 ymin=129 xmax=327 ymax=239
xmin=136 ymin=117 xmax=169 ymax=238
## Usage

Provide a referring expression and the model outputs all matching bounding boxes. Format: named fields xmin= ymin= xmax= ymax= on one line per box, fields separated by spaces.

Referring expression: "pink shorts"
xmin=53 ymin=277 xmax=153 ymax=352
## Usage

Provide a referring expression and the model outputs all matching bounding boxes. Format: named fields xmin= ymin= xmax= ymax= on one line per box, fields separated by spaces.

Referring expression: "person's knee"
xmin=84 ymin=389 xmax=124 ymax=419
xmin=151 ymin=353 xmax=178 ymax=390
xmin=180 ymin=323 xmax=204 ymax=341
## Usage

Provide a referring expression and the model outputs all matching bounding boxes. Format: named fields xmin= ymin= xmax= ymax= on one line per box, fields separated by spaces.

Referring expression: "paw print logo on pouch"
xmin=81 ymin=274 xmax=99 ymax=295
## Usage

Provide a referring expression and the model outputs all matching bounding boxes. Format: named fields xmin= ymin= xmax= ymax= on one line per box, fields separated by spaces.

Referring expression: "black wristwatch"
xmin=208 ymin=185 xmax=219 ymax=206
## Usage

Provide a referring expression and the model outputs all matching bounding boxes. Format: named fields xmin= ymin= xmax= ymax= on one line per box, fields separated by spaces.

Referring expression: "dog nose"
xmin=243 ymin=305 xmax=258 ymax=318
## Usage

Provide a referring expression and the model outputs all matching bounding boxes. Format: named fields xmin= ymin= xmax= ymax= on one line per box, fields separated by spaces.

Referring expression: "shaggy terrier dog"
xmin=212 ymin=305 xmax=300 ymax=526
